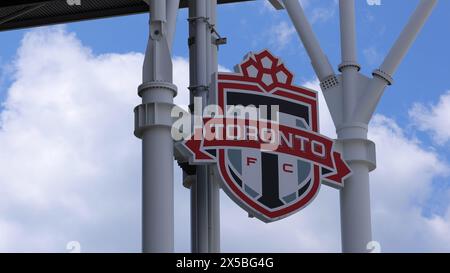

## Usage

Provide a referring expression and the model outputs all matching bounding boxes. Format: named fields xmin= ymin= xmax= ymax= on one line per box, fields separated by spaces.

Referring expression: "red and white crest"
xmin=183 ymin=50 xmax=351 ymax=222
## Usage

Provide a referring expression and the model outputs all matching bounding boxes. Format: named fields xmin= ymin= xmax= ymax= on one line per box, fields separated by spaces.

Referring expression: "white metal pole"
xmin=189 ymin=0 xmax=210 ymax=253
xmin=339 ymin=0 xmax=357 ymax=64
xmin=188 ymin=0 xmax=198 ymax=253
xmin=283 ymin=0 xmax=436 ymax=253
xmin=166 ymin=0 xmax=179 ymax=50
xmin=188 ymin=1 xmax=197 ymax=253
xmin=354 ymin=0 xmax=437 ymax=123
xmin=339 ymin=0 xmax=360 ymax=122
xmin=339 ymin=0 xmax=437 ymax=252
xmin=208 ymin=0 xmax=221 ymax=253
xmin=337 ymin=0 xmax=373 ymax=253
xmin=282 ymin=0 xmax=335 ymax=81
xmin=193 ymin=167 xmax=209 ymax=253
xmin=339 ymin=153 xmax=373 ymax=253
xmin=136 ymin=0 xmax=178 ymax=253
xmin=338 ymin=130 xmax=373 ymax=253
xmin=380 ymin=0 xmax=437 ymax=76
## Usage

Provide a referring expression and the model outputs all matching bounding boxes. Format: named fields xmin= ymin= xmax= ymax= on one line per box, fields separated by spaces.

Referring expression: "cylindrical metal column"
xmin=187 ymin=0 xmax=198 ymax=252
xmin=339 ymin=0 xmax=357 ymax=64
xmin=136 ymin=0 xmax=179 ymax=253
xmin=282 ymin=0 xmax=335 ymax=81
xmin=189 ymin=0 xmax=210 ymax=253
xmin=141 ymin=86 xmax=175 ymax=253
xmin=192 ymin=165 xmax=209 ymax=253
xmin=340 ymin=161 xmax=372 ymax=252
xmin=208 ymin=0 xmax=221 ymax=253
xmin=282 ymin=0 xmax=437 ymax=254
xmin=338 ymin=0 xmax=360 ymax=122
xmin=166 ymin=0 xmax=180 ymax=50
xmin=380 ymin=0 xmax=437 ymax=76
xmin=338 ymin=126 xmax=373 ymax=253
xmin=338 ymin=0 xmax=372 ymax=253
xmin=208 ymin=168 xmax=221 ymax=253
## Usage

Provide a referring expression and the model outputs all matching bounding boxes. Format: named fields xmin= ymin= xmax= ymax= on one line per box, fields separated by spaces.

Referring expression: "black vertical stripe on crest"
xmin=226 ymin=92 xmax=310 ymax=126
xmin=258 ymin=153 xmax=284 ymax=209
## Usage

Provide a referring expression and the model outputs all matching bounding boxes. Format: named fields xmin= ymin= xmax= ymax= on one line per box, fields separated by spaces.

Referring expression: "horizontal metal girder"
xmin=0 ymin=0 xmax=254 ymax=32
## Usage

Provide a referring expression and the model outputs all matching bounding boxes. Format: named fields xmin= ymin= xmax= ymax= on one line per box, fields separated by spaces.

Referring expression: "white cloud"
xmin=263 ymin=0 xmax=336 ymax=51
xmin=369 ymin=115 xmax=450 ymax=252
xmin=363 ymin=46 xmax=383 ymax=66
xmin=0 ymin=27 xmax=449 ymax=253
xmin=0 ymin=26 xmax=144 ymax=252
xmin=367 ymin=0 xmax=382 ymax=6
xmin=310 ymin=5 xmax=337 ymax=24
xmin=268 ymin=21 xmax=297 ymax=50
xmin=172 ymin=57 xmax=190 ymax=109
xmin=409 ymin=91 xmax=450 ymax=145
xmin=220 ymin=186 xmax=341 ymax=252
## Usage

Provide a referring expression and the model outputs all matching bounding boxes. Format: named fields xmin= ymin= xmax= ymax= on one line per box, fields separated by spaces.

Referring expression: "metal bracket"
xmin=189 ymin=35 xmax=226 ymax=46
xmin=188 ymin=85 xmax=209 ymax=97
xmin=335 ymin=138 xmax=377 ymax=172
xmin=215 ymin=37 xmax=227 ymax=46
xmin=134 ymin=101 xmax=175 ymax=138
xmin=210 ymin=25 xmax=226 ymax=46
xmin=188 ymin=16 xmax=227 ymax=47
xmin=187 ymin=16 xmax=210 ymax=23
xmin=150 ymin=20 xmax=164 ymax=41
xmin=134 ymin=81 xmax=177 ymax=138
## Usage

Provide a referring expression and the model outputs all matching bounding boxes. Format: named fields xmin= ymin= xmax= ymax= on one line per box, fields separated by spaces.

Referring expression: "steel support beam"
xmin=337 ymin=0 xmax=373 ymax=253
xmin=339 ymin=0 xmax=436 ymax=253
xmin=188 ymin=0 xmax=221 ymax=253
xmin=284 ymin=0 xmax=437 ymax=253
xmin=189 ymin=0 xmax=210 ymax=253
xmin=135 ymin=0 xmax=180 ymax=253
xmin=282 ymin=0 xmax=335 ymax=81
xmin=208 ymin=0 xmax=221 ymax=253
xmin=339 ymin=0 xmax=360 ymax=122
xmin=354 ymin=0 xmax=438 ymax=123
xmin=0 ymin=3 xmax=47 ymax=25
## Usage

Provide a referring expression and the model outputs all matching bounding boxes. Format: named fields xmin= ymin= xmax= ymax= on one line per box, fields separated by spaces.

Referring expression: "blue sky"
xmin=0 ymin=0 xmax=450 ymax=252
xmin=1 ymin=0 xmax=450 ymax=125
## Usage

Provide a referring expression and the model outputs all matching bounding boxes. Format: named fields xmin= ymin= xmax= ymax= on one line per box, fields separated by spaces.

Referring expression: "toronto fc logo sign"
xmin=179 ymin=50 xmax=351 ymax=222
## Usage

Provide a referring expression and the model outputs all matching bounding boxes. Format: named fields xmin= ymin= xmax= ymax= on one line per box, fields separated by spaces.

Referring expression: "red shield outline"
xmin=217 ymin=50 xmax=321 ymax=222
xmin=182 ymin=49 xmax=351 ymax=222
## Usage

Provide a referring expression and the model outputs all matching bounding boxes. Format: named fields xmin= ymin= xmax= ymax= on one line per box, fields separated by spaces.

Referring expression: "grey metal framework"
xmin=282 ymin=0 xmax=436 ymax=252
xmin=0 ymin=0 xmax=252 ymax=31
